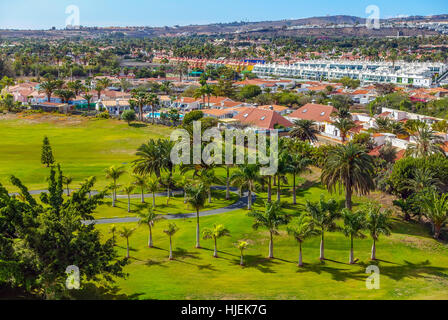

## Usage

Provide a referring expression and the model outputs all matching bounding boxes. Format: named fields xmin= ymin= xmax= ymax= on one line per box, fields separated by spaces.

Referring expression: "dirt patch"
xmin=0 ymin=112 xmax=87 ymax=126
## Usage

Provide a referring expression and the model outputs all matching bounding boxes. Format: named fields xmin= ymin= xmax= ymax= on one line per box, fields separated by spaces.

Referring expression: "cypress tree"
xmin=41 ymin=136 xmax=55 ymax=167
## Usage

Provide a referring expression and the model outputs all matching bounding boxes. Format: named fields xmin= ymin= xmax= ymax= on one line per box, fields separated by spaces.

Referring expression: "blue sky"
xmin=0 ymin=0 xmax=446 ymax=29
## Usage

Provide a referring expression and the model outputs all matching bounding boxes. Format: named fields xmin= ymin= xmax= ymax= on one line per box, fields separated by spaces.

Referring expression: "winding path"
xmin=10 ymin=186 xmax=256 ymax=225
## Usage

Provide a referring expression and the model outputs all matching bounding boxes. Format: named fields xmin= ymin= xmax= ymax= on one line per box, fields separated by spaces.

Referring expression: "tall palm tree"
xmin=230 ymin=164 xmax=261 ymax=210
xmin=202 ymin=224 xmax=230 ymax=258
xmin=122 ymin=184 xmax=135 ymax=213
xmin=164 ymin=223 xmax=179 ymax=260
xmin=119 ymin=227 xmax=135 ymax=258
xmin=62 ymin=175 xmax=73 ymax=196
xmin=147 ymin=177 xmax=159 ymax=208
xmin=333 ymin=118 xmax=356 ymax=143
xmin=109 ymin=224 xmax=117 ymax=245
xmin=130 ymin=89 xmax=150 ymax=121
xmin=105 ymin=165 xmax=126 ymax=207
xmin=132 ymin=139 xmax=170 ymax=179
xmin=342 ymin=209 xmax=367 ymax=264
xmin=248 ymin=201 xmax=289 ymax=259
xmin=185 ymin=183 xmax=207 ymax=248
xmin=286 ymin=154 xmax=312 ymax=205
xmin=421 ymin=191 xmax=448 ymax=239
xmin=364 ymin=204 xmax=392 ymax=260
xmin=39 ymin=80 xmax=57 ymax=102
xmin=290 ymin=120 xmax=319 ymax=143
xmin=305 ymin=196 xmax=340 ymax=260
xmin=147 ymin=93 xmax=160 ymax=124
xmin=138 ymin=207 xmax=164 ymax=248
xmin=55 ymin=89 xmax=76 ymax=104
xmin=132 ymin=174 xmax=148 ymax=204
xmin=237 ymin=241 xmax=249 ymax=266
xmin=287 ymin=214 xmax=319 ymax=267
xmin=198 ymin=168 xmax=223 ymax=204
xmin=321 ymin=142 xmax=375 ymax=210
xmin=406 ymin=126 xmax=444 ymax=158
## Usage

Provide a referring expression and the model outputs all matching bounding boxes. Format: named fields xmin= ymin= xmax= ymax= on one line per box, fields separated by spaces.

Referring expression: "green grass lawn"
xmin=0 ymin=113 xmax=173 ymax=191
xmin=94 ymin=190 xmax=239 ymax=219
xmin=90 ymin=186 xmax=448 ymax=300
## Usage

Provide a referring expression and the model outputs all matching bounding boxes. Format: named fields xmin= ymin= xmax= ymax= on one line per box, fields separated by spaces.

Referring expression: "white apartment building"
xmin=253 ymin=60 xmax=448 ymax=88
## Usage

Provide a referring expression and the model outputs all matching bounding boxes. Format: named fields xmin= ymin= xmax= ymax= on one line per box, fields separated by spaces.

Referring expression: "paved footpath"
xmin=10 ymin=186 xmax=255 ymax=225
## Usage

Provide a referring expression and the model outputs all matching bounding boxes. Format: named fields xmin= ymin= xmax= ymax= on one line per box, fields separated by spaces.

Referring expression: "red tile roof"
xmin=233 ymin=108 xmax=293 ymax=130
xmin=288 ymin=103 xmax=336 ymax=123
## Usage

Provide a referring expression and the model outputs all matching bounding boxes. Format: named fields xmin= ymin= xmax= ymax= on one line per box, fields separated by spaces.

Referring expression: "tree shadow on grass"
xmin=70 ymin=283 xmax=144 ymax=300
xmin=233 ymin=254 xmax=281 ymax=273
xmin=359 ymin=260 xmax=448 ymax=282
xmin=129 ymin=123 xmax=148 ymax=128
xmin=295 ymin=262 xmax=367 ymax=282
xmin=144 ymin=259 xmax=168 ymax=268
xmin=173 ymin=247 xmax=201 ymax=260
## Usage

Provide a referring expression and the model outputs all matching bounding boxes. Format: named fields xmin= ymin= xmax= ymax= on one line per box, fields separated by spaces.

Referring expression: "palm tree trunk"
xmin=66 ymin=185 xmax=70 ymax=196
xmin=345 ymin=185 xmax=352 ymax=210
xmin=277 ymin=175 xmax=281 ymax=202
xmin=141 ymin=188 xmax=145 ymax=203
xmin=298 ymin=242 xmax=303 ymax=267
xmin=248 ymin=189 xmax=253 ymax=210
xmin=169 ymin=236 xmax=173 ymax=260
xmin=208 ymin=188 xmax=212 ymax=204
xmin=148 ymin=225 xmax=153 ymax=248
xmin=127 ymin=195 xmax=131 ymax=213
xmin=371 ymin=239 xmax=376 ymax=260
xmin=268 ymin=231 xmax=274 ymax=259
xmin=434 ymin=225 xmax=441 ymax=239
xmin=320 ymin=232 xmax=325 ymax=261
xmin=349 ymin=236 xmax=354 ymax=264
xmin=152 ymin=192 xmax=156 ymax=208
xmin=126 ymin=238 xmax=130 ymax=258
xmin=267 ymin=176 xmax=272 ymax=203
xmin=293 ymin=173 xmax=297 ymax=205
xmin=167 ymin=186 xmax=170 ymax=205
xmin=240 ymin=252 xmax=244 ymax=266
xmin=226 ymin=166 xmax=230 ymax=200
xmin=196 ymin=209 xmax=201 ymax=248
xmin=214 ymin=238 xmax=218 ymax=258
xmin=112 ymin=190 xmax=116 ymax=207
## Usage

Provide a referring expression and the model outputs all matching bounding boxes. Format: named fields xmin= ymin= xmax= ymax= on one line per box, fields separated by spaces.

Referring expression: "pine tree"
xmin=41 ymin=136 xmax=55 ymax=167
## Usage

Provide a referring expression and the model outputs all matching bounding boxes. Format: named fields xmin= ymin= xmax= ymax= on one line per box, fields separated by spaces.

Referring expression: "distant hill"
xmin=0 ymin=14 xmax=446 ymax=39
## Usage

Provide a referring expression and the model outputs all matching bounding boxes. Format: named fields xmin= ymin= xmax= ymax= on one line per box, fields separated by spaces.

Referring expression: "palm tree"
xmin=333 ymin=118 xmax=356 ymax=143
xmin=406 ymin=126 xmax=444 ymax=158
xmin=248 ymin=201 xmax=289 ymax=259
xmin=421 ymin=191 xmax=448 ymax=239
xmin=342 ymin=209 xmax=367 ymax=264
xmin=132 ymin=139 xmax=171 ymax=179
xmin=364 ymin=204 xmax=392 ymax=260
xmin=130 ymin=89 xmax=150 ymax=121
xmin=55 ymin=89 xmax=76 ymax=103
xmin=230 ymin=164 xmax=261 ymax=210
xmin=197 ymin=168 xmax=223 ymax=204
xmin=109 ymin=224 xmax=117 ymax=245
xmin=39 ymin=80 xmax=57 ymax=102
xmin=164 ymin=223 xmax=179 ymax=260
xmin=237 ymin=241 xmax=249 ymax=266
xmin=305 ymin=196 xmax=340 ymax=260
xmin=138 ymin=207 xmax=164 ymax=248
xmin=119 ymin=227 xmax=135 ymax=258
xmin=105 ymin=165 xmax=126 ymax=207
xmin=122 ymin=184 xmax=135 ymax=213
xmin=132 ymin=174 xmax=148 ymax=204
xmin=147 ymin=93 xmax=160 ymax=124
xmin=185 ymin=183 xmax=208 ymax=248
xmin=62 ymin=175 xmax=73 ymax=196
xmin=202 ymin=224 xmax=231 ymax=258
xmin=287 ymin=214 xmax=319 ymax=267
xmin=321 ymin=142 xmax=375 ymax=210
xmin=290 ymin=120 xmax=319 ymax=143
xmin=286 ymin=154 xmax=312 ymax=205
xmin=147 ymin=177 xmax=159 ymax=208
xmin=82 ymin=94 xmax=93 ymax=106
